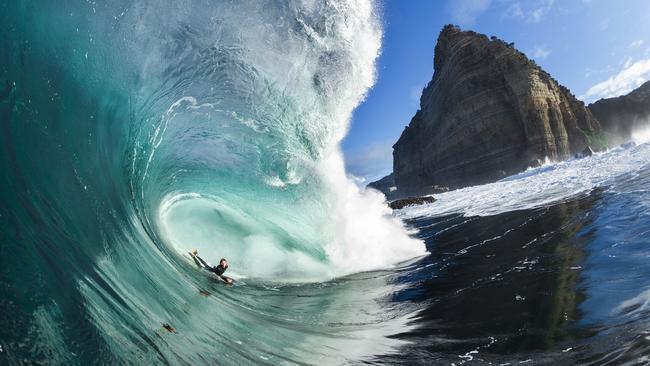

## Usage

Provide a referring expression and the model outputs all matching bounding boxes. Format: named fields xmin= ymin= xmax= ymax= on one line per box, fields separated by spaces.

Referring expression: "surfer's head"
xmin=219 ymin=258 xmax=228 ymax=268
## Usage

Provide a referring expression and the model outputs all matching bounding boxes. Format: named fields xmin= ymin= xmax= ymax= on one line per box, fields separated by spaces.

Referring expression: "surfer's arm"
xmin=195 ymin=255 xmax=211 ymax=270
xmin=219 ymin=275 xmax=233 ymax=284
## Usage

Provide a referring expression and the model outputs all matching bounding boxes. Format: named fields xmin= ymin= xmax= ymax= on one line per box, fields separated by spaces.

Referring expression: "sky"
xmin=342 ymin=0 xmax=650 ymax=183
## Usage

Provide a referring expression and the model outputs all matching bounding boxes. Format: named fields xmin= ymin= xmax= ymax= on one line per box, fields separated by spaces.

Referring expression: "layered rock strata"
xmin=393 ymin=25 xmax=602 ymax=194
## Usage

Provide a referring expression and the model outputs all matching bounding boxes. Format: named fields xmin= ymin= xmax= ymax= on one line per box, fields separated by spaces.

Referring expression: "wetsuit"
xmin=194 ymin=255 xmax=227 ymax=277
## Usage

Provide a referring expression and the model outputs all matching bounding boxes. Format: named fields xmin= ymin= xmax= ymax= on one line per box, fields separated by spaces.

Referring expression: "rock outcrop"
xmin=574 ymin=146 xmax=594 ymax=159
xmin=393 ymin=25 xmax=602 ymax=194
xmin=589 ymin=81 xmax=650 ymax=143
xmin=388 ymin=196 xmax=436 ymax=210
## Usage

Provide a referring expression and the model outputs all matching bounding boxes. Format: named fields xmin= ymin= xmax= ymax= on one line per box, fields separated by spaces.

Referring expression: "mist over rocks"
xmin=366 ymin=173 xmax=398 ymax=200
xmin=389 ymin=25 xmax=603 ymax=195
xmin=589 ymin=81 xmax=650 ymax=144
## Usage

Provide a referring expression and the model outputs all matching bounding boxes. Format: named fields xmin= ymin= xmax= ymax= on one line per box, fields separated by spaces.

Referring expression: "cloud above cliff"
xmin=581 ymin=58 xmax=650 ymax=101
xmin=629 ymin=39 xmax=645 ymax=48
xmin=449 ymin=0 xmax=558 ymax=26
xmin=503 ymin=0 xmax=556 ymax=23
xmin=449 ymin=0 xmax=492 ymax=25
xmin=531 ymin=45 xmax=551 ymax=60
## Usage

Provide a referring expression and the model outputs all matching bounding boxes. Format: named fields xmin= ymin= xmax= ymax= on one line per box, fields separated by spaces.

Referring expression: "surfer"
xmin=190 ymin=250 xmax=233 ymax=284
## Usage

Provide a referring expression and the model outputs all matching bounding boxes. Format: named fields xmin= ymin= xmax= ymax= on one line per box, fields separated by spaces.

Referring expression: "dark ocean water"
xmin=383 ymin=162 xmax=650 ymax=365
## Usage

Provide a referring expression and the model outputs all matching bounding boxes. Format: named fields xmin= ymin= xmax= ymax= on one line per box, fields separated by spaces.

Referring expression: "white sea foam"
xmin=396 ymin=141 xmax=650 ymax=219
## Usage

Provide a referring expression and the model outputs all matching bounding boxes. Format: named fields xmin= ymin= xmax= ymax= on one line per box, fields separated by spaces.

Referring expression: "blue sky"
xmin=343 ymin=0 xmax=650 ymax=182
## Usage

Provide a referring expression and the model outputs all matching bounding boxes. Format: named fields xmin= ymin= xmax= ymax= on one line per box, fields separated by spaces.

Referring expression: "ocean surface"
xmin=2 ymin=1 xmax=650 ymax=365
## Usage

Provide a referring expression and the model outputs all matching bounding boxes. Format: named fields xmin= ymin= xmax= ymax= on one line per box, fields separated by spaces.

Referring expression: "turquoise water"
xmin=0 ymin=1 xmax=426 ymax=364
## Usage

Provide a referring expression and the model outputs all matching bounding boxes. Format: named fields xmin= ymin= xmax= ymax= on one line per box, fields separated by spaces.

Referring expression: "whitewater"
xmin=3 ymin=0 xmax=650 ymax=365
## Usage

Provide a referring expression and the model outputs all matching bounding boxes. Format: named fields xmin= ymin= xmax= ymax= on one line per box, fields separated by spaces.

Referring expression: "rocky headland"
xmin=369 ymin=25 xmax=612 ymax=200
xmin=589 ymin=81 xmax=650 ymax=144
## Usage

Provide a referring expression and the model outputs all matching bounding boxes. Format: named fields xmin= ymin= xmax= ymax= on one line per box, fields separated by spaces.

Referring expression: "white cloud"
xmin=504 ymin=2 xmax=525 ymax=19
xmin=621 ymin=56 xmax=633 ymax=69
xmin=503 ymin=0 xmax=555 ymax=23
xmin=581 ymin=58 xmax=650 ymax=101
xmin=630 ymin=39 xmax=645 ymax=48
xmin=530 ymin=0 xmax=555 ymax=22
xmin=449 ymin=0 xmax=492 ymax=25
xmin=531 ymin=45 xmax=551 ymax=60
xmin=598 ymin=18 xmax=610 ymax=31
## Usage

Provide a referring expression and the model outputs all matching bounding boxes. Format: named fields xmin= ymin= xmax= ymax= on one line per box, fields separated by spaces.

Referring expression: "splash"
xmin=126 ymin=0 xmax=428 ymax=280
xmin=631 ymin=119 xmax=650 ymax=144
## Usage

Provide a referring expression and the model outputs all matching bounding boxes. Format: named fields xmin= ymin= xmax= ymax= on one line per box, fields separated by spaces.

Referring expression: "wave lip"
xmin=130 ymin=0 xmax=427 ymax=281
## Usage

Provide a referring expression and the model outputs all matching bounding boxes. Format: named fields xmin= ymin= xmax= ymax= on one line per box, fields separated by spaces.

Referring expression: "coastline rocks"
xmin=529 ymin=158 xmax=544 ymax=168
xmin=574 ymin=146 xmax=594 ymax=159
xmin=393 ymin=25 xmax=602 ymax=194
xmin=389 ymin=196 xmax=436 ymax=210
xmin=589 ymin=81 xmax=650 ymax=144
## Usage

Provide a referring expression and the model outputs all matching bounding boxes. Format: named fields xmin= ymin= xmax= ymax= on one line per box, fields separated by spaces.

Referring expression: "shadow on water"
xmin=382 ymin=191 xmax=605 ymax=364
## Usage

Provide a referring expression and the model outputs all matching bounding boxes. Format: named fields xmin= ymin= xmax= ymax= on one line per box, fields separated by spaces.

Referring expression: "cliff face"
xmin=393 ymin=25 xmax=601 ymax=194
xmin=589 ymin=81 xmax=650 ymax=143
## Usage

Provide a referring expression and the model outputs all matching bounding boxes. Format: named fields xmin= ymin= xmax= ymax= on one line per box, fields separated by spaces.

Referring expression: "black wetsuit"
xmin=194 ymin=255 xmax=227 ymax=276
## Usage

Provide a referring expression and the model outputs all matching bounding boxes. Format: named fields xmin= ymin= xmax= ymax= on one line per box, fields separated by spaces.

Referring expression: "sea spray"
xmin=140 ymin=0 xmax=427 ymax=280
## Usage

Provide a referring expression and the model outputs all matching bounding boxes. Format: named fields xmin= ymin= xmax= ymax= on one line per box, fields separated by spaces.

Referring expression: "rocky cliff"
xmin=589 ymin=81 xmax=650 ymax=143
xmin=393 ymin=25 xmax=602 ymax=194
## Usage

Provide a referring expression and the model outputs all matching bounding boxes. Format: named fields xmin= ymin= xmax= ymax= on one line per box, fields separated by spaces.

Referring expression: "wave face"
xmin=0 ymin=1 xmax=426 ymax=364
xmin=124 ymin=0 xmax=426 ymax=279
